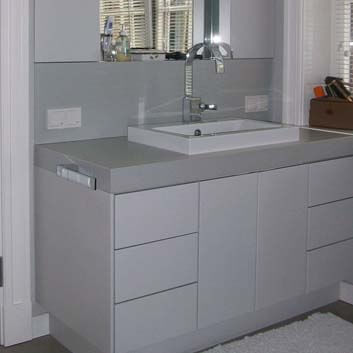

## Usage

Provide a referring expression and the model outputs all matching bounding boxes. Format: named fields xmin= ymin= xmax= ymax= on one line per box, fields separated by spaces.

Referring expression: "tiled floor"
xmin=1 ymin=301 xmax=352 ymax=353
xmin=0 ymin=335 xmax=70 ymax=353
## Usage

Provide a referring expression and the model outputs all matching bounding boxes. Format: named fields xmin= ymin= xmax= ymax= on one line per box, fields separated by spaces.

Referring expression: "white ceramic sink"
xmin=128 ymin=119 xmax=300 ymax=155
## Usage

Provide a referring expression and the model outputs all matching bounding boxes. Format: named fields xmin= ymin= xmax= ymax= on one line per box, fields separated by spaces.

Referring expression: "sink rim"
xmin=128 ymin=118 xmax=301 ymax=155
xmin=129 ymin=118 xmax=285 ymax=140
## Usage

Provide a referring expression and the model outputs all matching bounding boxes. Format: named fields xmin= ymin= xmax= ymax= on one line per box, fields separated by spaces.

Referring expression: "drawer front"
xmin=309 ymin=157 xmax=353 ymax=206
xmin=307 ymin=239 xmax=353 ymax=292
xmin=115 ymin=284 xmax=197 ymax=353
xmin=115 ymin=183 xmax=199 ymax=249
xmin=115 ymin=234 xmax=198 ymax=303
xmin=308 ymin=198 xmax=353 ymax=250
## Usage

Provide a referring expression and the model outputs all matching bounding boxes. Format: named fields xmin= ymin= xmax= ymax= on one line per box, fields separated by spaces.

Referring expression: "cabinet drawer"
xmin=309 ymin=157 xmax=353 ymax=206
xmin=307 ymin=239 xmax=353 ymax=292
xmin=308 ymin=198 xmax=353 ymax=250
xmin=115 ymin=284 xmax=197 ymax=353
xmin=115 ymin=184 xmax=198 ymax=249
xmin=115 ymin=234 xmax=198 ymax=303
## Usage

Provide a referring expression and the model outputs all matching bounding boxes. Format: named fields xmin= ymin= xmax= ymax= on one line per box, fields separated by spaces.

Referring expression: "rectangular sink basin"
xmin=128 ymin=119 xmax=300 ymax=155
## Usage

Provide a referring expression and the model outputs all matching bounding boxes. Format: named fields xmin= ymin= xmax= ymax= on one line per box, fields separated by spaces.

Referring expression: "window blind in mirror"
xmin=153 ymin=0 xmax=193 ymax=53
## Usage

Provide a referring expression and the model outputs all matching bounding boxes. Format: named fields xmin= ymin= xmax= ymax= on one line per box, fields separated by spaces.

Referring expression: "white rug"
xmin=203 ymin=313 xmax=353 ymax=353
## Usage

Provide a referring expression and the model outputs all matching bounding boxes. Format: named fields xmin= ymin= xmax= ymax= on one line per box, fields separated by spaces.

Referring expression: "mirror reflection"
xmin=100 ymin=0 xmax=194 ymax=58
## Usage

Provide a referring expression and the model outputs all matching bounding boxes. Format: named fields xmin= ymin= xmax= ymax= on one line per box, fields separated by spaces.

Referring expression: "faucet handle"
xmin=199 ymin=103 xmax=218 ymax=111
xmin=183 ymin=97 xmax=202 ymax=122
xmin=218 ymin=42 xmax=234 ymax=59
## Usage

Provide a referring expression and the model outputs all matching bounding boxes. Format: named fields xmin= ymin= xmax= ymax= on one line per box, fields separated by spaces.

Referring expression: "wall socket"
xmin=47 ymin=107 xmax=82 ymax=130
xmin=245 ymin=95 xmax=269 ymax=113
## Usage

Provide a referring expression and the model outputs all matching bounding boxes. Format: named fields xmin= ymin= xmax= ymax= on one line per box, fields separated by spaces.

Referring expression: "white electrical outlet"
xmin=47 ymin=107 xmax=82 ymax=130
xmin=245 ymin=95 xmax=269 ymax=113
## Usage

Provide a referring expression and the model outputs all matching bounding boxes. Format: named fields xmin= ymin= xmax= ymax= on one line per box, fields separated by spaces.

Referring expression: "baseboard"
xmin=132 ymin=284 xmax=339 ymax=353
xmin=50 ymin=314 xmax=104 ymax=353
xmin=340 ymin=282 xmax=353 ymax=305
xmin=32 ymin=313 xmax=49 ymax=339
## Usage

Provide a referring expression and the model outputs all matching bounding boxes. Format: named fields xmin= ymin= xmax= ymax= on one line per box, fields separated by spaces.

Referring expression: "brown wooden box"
xmin=309 ymin=97 xmax=353 ymax=130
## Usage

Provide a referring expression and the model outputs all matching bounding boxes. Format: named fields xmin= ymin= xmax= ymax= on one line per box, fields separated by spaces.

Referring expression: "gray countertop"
xmin=35 ymin=128 xmax=353 ymax=194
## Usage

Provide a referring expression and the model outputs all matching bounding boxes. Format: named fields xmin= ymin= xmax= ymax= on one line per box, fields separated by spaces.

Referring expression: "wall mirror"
xmin=99 ymin=0 xmax=230 ymax=54
xmin=100 ymin=0 xmax=194 ymax=53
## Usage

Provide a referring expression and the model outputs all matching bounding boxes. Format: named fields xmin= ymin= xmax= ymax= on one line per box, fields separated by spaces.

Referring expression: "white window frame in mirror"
xmin=193 ymin=0 xmax=231 ymax=45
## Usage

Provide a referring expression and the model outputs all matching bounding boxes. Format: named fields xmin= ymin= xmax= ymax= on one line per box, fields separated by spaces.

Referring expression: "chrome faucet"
xmin=183 ymin=41 xmax=233 ymax=123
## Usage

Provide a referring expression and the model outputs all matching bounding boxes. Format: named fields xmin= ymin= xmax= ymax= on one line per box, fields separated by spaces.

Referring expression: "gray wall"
xmin=35 ymin=59 xmax=273 ymax=144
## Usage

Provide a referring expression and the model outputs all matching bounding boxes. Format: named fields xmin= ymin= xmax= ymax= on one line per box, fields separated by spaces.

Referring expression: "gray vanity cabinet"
xmin=198 ymin=174 xmax=258 ymax=328
xmin=35 ymin=0 xmax=100 ymax=62
xmin=35 ymin=167 xmax=114 ymax=353
xmin=35 ymin=154 xmax=353 ymax=353
xmin=256 ymin=166 xmax=308 ymax=310
xmin=230 ymin=0 xmax=275 ymax=58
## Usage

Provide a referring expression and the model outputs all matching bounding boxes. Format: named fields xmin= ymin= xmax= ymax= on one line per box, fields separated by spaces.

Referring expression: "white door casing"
xmin=0 ymin=0 xmax=33 ymax=346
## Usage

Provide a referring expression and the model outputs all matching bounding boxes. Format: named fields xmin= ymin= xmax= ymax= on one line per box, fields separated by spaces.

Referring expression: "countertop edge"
xmin=35 ymin=132 xmax=353 ymax=194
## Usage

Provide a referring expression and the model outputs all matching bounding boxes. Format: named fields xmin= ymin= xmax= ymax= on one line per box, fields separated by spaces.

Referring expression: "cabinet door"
xmin=198 ymin=174 xmax=258 ymax=328
xmin=230 ymin=0 xmax=275 ymax=58
xmin=256 ymin=165 xmax=308 ymax=310
xmin=35 ymin=0 xmax=100 ymax=62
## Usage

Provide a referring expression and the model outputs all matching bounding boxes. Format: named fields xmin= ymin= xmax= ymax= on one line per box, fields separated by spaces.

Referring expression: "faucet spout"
xmin=209 ymin=43 xmax=225 ymax=74
xmin=185 ymin=43 xmax=204 ymax=97
xmin=183 ymin=41 xmax=233 ymax=123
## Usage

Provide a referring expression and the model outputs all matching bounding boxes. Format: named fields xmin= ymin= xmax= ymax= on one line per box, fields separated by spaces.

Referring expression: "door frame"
xmin=0 ymin=0 xmax=33 ymax=346
xmin=0 ymin=0 xmax=308 ymax=346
